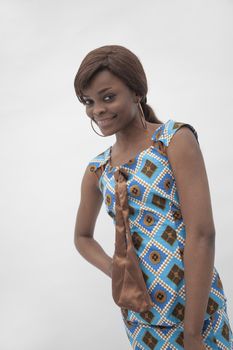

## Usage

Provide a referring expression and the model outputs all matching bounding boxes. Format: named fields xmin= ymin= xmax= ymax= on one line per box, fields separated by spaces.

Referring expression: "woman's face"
xmin=82 ymin=69 xmax=141 ymax=136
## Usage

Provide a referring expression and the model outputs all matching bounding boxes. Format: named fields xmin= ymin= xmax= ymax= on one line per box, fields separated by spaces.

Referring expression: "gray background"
xmin=1 ymin=0 xmax=232 ymax=349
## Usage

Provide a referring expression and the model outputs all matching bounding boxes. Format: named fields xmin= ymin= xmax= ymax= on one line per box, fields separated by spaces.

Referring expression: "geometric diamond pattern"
xmin=88 ymin=119 xmax=227 ymax=327
xmin=122 ymin=302 xmax=233 ymax=349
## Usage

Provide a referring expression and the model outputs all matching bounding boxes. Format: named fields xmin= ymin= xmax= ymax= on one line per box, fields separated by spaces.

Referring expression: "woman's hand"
xmin=184 ymin=333 xmax=206 ymax=350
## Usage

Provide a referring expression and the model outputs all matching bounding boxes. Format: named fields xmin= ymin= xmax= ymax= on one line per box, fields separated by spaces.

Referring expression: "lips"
xmin=95 ymin=115 xmax=117 ymax=127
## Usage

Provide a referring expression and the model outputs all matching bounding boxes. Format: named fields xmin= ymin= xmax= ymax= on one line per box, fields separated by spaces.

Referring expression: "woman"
xmin=73 ymin=45 xmax=232 ymax=349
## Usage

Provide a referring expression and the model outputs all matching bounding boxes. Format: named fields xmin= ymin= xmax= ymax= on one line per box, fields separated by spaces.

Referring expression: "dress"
xmin=88 ymin=119 xmax=232 ymax=349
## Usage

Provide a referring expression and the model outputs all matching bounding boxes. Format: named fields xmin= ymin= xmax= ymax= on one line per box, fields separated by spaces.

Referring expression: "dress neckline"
xmin=107 ymin=120 xmax=169 ymax=171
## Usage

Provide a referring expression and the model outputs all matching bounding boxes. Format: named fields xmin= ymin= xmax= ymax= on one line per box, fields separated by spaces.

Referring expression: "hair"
xmin=74 ymin=45 xmax=163 ymax=124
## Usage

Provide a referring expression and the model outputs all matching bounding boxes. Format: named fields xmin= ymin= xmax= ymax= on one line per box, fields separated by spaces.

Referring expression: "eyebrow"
xmin=82 ymin=86 xmax=113 ymax=98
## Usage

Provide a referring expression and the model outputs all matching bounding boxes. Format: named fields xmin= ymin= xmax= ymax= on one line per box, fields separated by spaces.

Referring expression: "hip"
xmin=121 ymin=303 xmax=233 ymax=349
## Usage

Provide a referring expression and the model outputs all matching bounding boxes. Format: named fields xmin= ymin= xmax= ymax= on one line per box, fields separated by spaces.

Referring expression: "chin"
xmin=100 ymin=128 xmax=116 ymax=137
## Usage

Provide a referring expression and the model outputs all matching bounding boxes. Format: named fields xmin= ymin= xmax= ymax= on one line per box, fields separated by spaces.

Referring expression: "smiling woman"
xmin=74 ymin=45 xmax=164 ymax=135
xmin=83 ymin=88 xmax=118 ymax=127
xmin=75 ymin=69 xmax=163 ymax=141
xmin=73 ymin=45 xmax=233 ymax=350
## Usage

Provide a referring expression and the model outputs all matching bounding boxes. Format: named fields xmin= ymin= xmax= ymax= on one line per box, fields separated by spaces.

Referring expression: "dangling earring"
xmin=90 ymin=118 xmax=107 ymax=137
xmin=138 ymin=101 xmax=147 ymax=130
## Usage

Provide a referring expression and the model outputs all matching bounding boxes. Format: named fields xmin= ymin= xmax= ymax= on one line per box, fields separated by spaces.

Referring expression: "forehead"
xmin=82 ymin=70 xmax=126 ymax=96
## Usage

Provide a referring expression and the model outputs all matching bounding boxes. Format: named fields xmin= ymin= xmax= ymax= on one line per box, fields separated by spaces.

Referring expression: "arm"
xmin=74 ymin=165 xmax=113 ymax=278
xmin=167 ymin=127 xmax=215 ymax=338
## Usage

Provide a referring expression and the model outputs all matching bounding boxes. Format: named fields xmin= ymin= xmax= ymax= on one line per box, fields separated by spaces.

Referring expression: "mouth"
xmin=95 ymin=115 xmax=117 ymax=127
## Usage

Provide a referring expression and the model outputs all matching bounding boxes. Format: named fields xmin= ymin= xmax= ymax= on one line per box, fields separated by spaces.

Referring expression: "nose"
xmin=92 ymin=102 xmax=107 ymax=117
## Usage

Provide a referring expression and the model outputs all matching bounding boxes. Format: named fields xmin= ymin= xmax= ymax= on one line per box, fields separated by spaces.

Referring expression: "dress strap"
xmin=88 ymin=146 xmax=111 ymax=179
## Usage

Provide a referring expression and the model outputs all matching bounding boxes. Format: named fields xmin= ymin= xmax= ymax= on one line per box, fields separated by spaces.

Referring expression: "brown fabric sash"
xmin=111 ymin=168 xmax=154 ymax=313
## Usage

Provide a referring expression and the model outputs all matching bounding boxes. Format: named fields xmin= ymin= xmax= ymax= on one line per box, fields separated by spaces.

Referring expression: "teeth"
xmin=97 ymin=116 xmax=116 ymax=126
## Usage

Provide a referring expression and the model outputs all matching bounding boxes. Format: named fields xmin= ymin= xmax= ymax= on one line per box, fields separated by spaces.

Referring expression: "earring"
xmin=138 ymin=101 xmax=147 ymax=130
xmin=90 ymin=118 xmax=107 ymax=137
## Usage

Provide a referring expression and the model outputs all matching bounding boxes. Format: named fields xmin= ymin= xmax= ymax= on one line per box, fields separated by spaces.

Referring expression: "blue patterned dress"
xmin=88 ymin=119 xmax=232 ymax=349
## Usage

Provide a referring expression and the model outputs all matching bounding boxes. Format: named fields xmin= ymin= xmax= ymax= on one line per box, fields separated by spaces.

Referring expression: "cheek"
xmin=114 ymin=99 xmax=135 ymax=115
xmin=85 ymin=108 xmax=92 ymax=118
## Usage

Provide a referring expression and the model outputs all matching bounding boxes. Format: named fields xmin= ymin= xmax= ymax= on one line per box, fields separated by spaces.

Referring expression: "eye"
xmin=83 ymin=99 xmax=92 ymax=106
xmin=83 ymin=94 xmax=115 ymax=106
xmin=104 ymin=94 xmax=115 ymax=101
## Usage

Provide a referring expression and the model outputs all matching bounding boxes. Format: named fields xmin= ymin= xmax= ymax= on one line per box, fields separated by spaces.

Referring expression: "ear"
xmin=133 ymin=92 xmax=142 ymax=104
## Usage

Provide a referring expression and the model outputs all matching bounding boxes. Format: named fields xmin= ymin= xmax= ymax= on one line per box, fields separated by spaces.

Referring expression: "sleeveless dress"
xmin=88 ymin=119 xmax=232 ymax=349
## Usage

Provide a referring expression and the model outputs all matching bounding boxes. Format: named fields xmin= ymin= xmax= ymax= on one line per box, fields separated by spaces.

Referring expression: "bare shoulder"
xmin=166 ymin=124 xmax=203 ymax=180
xmin=166 ymin=124 xmax=215 ymax=236
xmin=168 ymin=124 xmax=200 ymax=153
xmin=82 ymin=163 xmax=103 ymax=193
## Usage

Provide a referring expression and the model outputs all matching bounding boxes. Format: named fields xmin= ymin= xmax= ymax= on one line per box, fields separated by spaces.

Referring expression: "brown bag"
xmin=111 ymin=168 xmax=154 ymax=313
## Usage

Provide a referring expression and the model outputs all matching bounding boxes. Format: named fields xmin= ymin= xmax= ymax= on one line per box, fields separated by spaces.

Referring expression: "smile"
xmin=96 ymin=115 xmax=117 ymax=127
